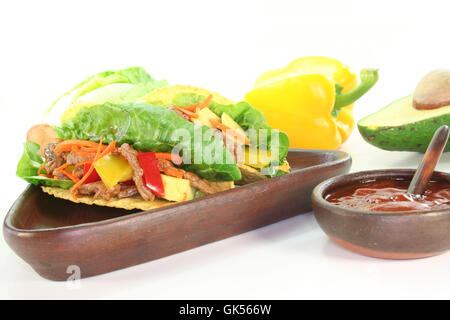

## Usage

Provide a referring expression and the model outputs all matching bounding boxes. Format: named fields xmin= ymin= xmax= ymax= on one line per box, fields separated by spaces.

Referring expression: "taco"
xmin=17 ymin=68 xmax=290 ymax=210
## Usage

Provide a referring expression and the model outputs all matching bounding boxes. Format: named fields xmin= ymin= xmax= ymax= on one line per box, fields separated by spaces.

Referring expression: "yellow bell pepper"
xmin=245 ymin=56 xmax=378 ymax=150
xmin=94 ymin=154 xmax=133 ymax=188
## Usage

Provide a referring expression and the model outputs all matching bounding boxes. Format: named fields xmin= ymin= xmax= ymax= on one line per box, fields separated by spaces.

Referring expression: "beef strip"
xmin=213 ymin=129 xmax=244 ymax=163
xmin=43 ymin=142 xmax=70 ymax=179
xmin=43 ymin=142 xmax=67 ymax=175
xmin=66 ymin=151 xmax=95 ymax=165
xmin=117 ymin=184 xmax=139 ymax=198
xmin=157 ymin=159 xmax=218 ymax=195
xmin=78 ymin=181 xmax=138 ymax=200
xmin=71 ymin=166 xmax=84 ymax=180
xmin=65 ymin=150 xmax=95 ymax=179
xmin=183 ymin=171 xmax=218 ymax=195
xmin=118 ymin=143 xmax=155 ymax=201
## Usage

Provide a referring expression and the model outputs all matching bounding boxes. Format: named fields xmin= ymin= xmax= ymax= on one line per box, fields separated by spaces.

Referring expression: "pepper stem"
xmin=332 ymin=69 xmax=379 ymax=117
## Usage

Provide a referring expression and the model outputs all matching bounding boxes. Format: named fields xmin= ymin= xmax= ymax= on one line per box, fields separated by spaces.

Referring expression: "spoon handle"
xmin=408 ymin=125 xmax=450 ymax=195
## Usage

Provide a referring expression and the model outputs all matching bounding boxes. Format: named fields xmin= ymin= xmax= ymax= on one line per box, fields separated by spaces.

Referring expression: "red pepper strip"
xmin=82 ymin=162 xmax=101 ymax=184
xmin=154 ymin=153 xmax=183 ymax=166
xmin=175 ymin=106 xmax=199 ymax=119
xmin=183 ymin=94 xmax=213 ymax=112
xmin=137 ymin=152 xmax=165 ymax=198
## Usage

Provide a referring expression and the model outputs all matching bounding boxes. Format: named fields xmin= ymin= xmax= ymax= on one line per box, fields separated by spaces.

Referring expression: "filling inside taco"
xmin=140 ymin=85 xmax=291 ymax=182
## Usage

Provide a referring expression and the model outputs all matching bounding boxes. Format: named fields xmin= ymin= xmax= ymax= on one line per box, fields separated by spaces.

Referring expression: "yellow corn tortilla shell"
xmin=210 ymin=181 xmax=235 ymax=192
xmin=277 ymin=160 xmax=291 ymax=173
xmin=237 ymin=164 xmax=267 ymax=185
xmin=237 ymin=160 xmax=290 ymax=185
xmin=41 ymin=186 xmax=173 ymax=211
xmin=41 ymin=181 xmax=235 ymax=211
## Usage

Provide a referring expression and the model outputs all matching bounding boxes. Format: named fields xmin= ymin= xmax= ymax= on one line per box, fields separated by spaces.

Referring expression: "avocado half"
xmin=358 ymin=95 xmax=450 ymax=152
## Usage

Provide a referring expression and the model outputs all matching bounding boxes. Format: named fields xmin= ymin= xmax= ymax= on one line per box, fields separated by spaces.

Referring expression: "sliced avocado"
xmin=358 ymin=95 xmax=450 ymax=152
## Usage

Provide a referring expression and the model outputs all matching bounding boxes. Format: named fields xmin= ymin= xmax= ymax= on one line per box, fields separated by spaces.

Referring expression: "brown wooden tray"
xmin=3 ymin=149 xmax=351 ymax=280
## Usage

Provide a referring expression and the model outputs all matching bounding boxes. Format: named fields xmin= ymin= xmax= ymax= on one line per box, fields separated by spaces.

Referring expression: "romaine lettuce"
xmin=143 ymin=89 xmax=289 ymax=164
xmin=45 ymin=67 xmax=168 ymax=122
xmin=55 ymin=103 xmax=242 ymax=181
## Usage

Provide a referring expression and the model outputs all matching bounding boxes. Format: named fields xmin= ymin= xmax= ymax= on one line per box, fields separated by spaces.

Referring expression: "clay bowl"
xmin=312 ymin=169 xmax=450 ymax=259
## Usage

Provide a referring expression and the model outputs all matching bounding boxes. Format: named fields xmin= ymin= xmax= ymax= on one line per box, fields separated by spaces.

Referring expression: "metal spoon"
xmin=408 ymin=125 xmax=450 ymax=195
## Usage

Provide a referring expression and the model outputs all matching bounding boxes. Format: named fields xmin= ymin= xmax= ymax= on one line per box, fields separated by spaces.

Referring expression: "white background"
xmin=1 ymin=0 xmax=450 ymax=299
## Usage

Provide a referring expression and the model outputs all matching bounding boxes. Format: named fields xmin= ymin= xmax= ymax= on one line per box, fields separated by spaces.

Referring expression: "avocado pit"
xmin=413 ymin=69 xmax=450 ymax=110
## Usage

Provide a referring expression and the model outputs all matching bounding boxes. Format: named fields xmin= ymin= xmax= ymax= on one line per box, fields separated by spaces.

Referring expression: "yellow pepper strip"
xmin=245 ymin=56 xmax=378 ymax=150
xmin=94 ymin=154 xmax=133 ymax=188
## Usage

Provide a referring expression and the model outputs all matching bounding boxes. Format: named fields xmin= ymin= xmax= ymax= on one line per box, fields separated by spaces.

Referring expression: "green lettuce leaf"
xmin=16 ymin=142 xmax=74 ymax=189
xmin=46 ymin=67 xmax=168 ymax=119
xmin=55 ymin=103 xmax=242 ymax=181
xmin=160 ymin=92 xmax=289 ymax=164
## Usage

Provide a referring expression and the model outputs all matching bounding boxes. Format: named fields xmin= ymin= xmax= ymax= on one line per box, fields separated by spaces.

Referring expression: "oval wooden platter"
xmin=3 ymin=149 xmax=351 ymax=280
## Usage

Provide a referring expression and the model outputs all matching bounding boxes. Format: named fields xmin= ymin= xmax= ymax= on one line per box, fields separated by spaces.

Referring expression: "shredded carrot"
xmin=154 ymin=153 xmax=183 ymax=166
xmin=98 ymin=140 xmax=116 ymax=159
xmin=183 ymin=94 xmax=213 ymax=112
xmin=53 ymin=163 xmax=80 ymax=183
xmin=53 ymin=145 xmax=75 ymax=152
xmin=57 ymin=139 xmax=103 ymax=148
xmin=74 ymin=160 xmax=93 ymax=168
xmin=55 ymin=139 xmax=107 ymax=152
xmin=38 ymin=163 xmax=49 ymax=177
xmin=210 ymin=119 xmax=250 ymax=145
xmin=59 ymin=169 xmax=80 ymax=183
xmin=69 ymin=146 xmax=95 ymax=158
xmin=54 ymin=163 xmax=69 ymax=172
xmin=175 ymin=106 xmax=199 ymax=119
xmin=70 ymin=136 xmax=104 ymax=197
xmin=79 ymin=147 xmax=101 ymax=153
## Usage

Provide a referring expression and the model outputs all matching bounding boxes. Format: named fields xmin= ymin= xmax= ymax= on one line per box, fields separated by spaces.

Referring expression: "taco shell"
xmin=41 ymin=180 xmax=235 ymax=211
xmin=237 ymin=161 xmax=290 ymax=185
xmin=237 ymin=164 xmax=267 ymax=185
xmin=41 ymin=186 xmax=173 ymax=211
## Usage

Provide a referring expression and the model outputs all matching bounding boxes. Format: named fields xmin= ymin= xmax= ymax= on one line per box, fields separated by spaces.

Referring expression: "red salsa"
xmin=325 ymin=179 xmax=450 ymax=212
